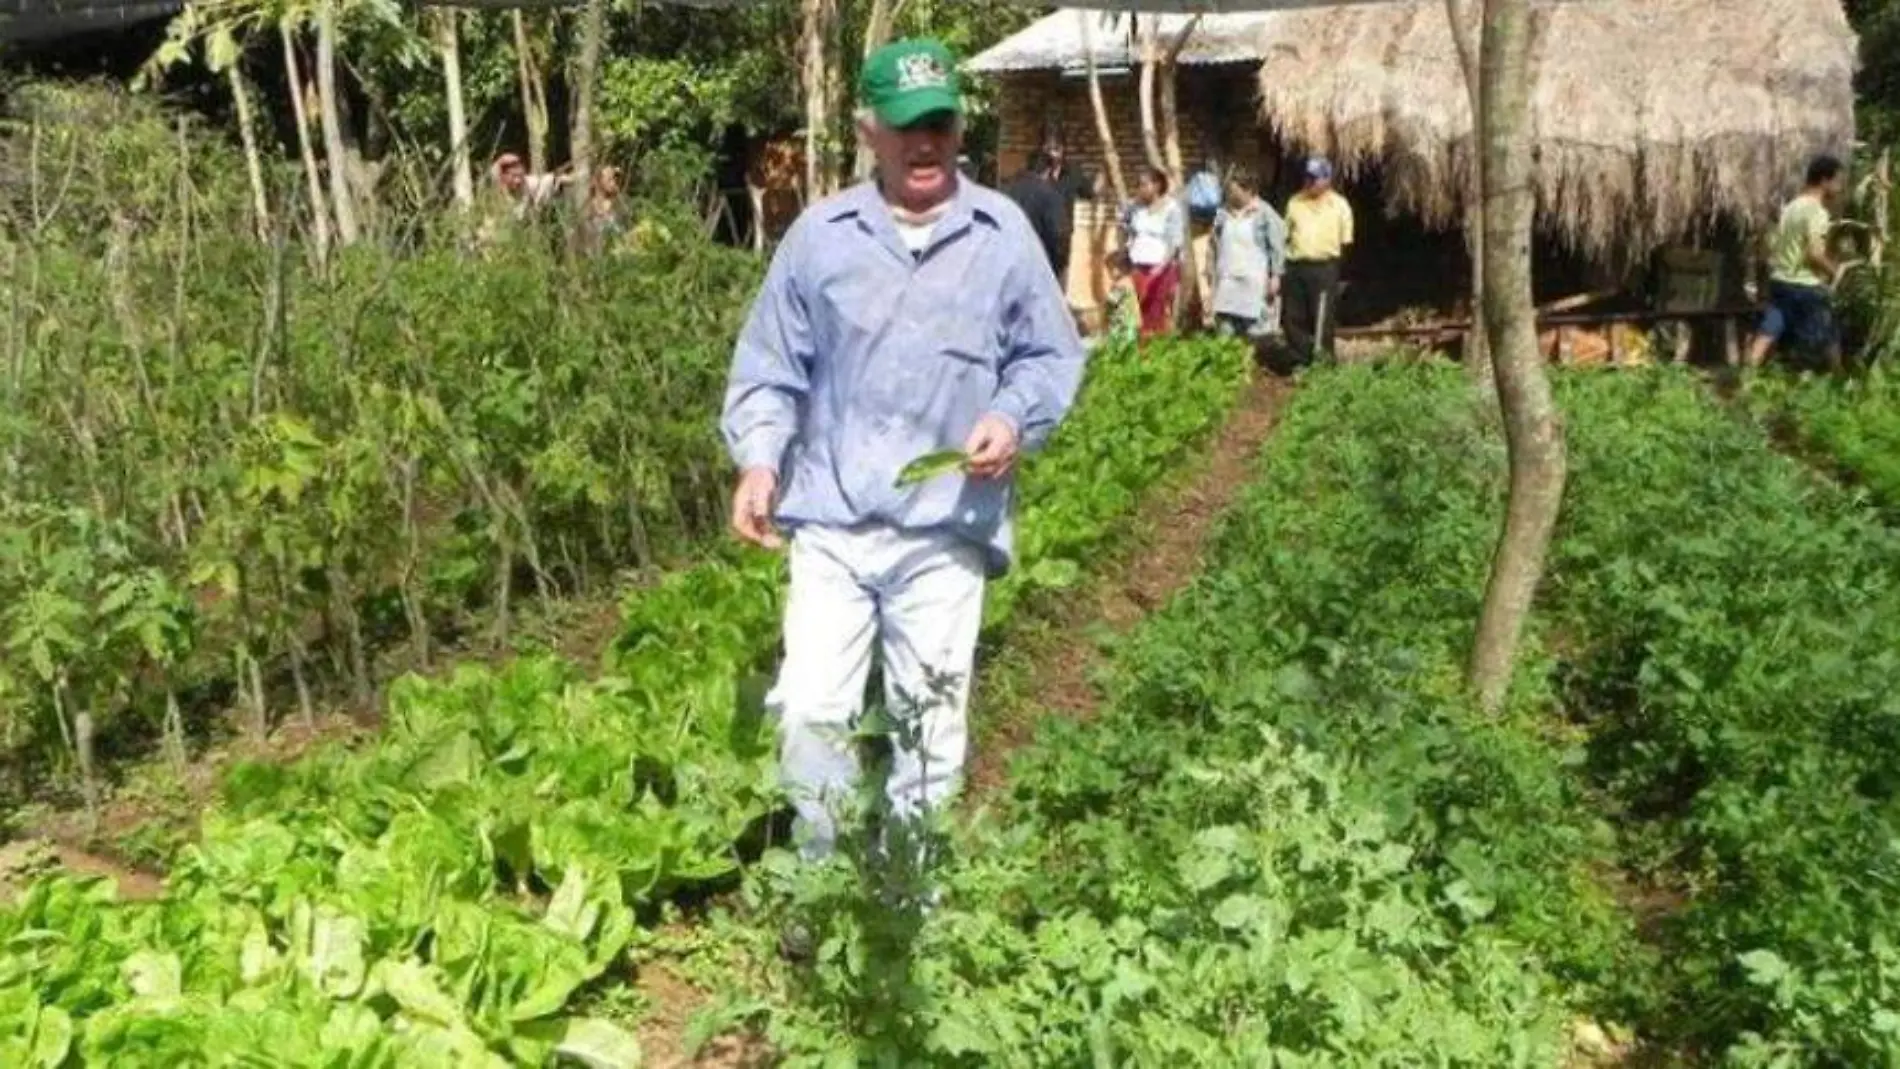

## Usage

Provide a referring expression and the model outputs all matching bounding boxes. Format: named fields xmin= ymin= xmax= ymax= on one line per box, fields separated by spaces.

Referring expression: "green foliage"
xmin=0 ymin=92 xmax=763 ymax=793
xmin=1745 ymin=368 xmax=1900 ymax=513
xmin=1552 ymin=367 xmax=1900 ymax=1061
xmin=988 ymin=335 xmax=1252 ymax=625
xmin=745 ymin=362 xmax=1633 ymax=1066
xmin=0 ymin=333 xmax=1248 ymax=1064
xmin=0 ymin=82 xmax=257 ymax=254
xmin=1849 ymin=0 xmax=1900 ymax=146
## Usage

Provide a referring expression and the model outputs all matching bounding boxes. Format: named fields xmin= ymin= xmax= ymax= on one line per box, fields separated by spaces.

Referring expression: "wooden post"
xmin=1724 ymin=316 xmax=1741 ymax=367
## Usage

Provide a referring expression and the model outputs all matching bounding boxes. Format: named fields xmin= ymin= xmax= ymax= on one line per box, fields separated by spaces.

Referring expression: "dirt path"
xmin=966 ymin=373 xmax=1291 ymax=798
xmin=630 ymin=372 xmax=1294 ymax=1066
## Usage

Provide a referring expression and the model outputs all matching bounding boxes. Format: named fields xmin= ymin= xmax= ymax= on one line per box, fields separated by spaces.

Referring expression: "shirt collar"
xmin=826 ymin=177 xmax=998 ymax=262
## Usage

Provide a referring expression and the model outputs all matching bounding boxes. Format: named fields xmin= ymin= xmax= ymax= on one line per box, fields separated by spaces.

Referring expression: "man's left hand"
xmin=964 ymin=414 xmax=1020 ymax=479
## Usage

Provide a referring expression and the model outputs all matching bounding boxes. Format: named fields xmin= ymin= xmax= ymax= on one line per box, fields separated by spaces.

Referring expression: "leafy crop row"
xmin=1552 ymin=368 xmax=1900 ymax=1063
xmin=0 ymin=335 xmax=1251 ymax=1066
xmin=0 ymin=228 xmax=759 ymax=802
xmin=1742 ymin=369 xmax=1900 ymax=513
xmin=745 ymin=363 xmax=1642 ymax=1066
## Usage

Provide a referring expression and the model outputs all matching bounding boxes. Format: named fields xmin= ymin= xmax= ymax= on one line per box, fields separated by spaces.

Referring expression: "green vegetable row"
xmin=1 ymin=214 xmax=758 ymax=801
xmin=1743 ymin=368 xmax=1900 ymax=513
xmin=0 ymin=335 xmax=1252 ymax=1066
xmin=1553 ymin=368 xmax=1900 ymax=1062
xmin=748 ymin=362 xmax=1641 ymax=1065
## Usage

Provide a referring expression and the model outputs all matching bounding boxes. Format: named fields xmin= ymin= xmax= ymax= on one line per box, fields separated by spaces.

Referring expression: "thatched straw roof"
xmin=971 ymin=2 xmax=1859 ymax=260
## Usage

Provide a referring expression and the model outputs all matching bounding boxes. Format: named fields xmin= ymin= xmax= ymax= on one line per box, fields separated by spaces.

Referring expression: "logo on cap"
xmin=896 ymin=52 xmax=949 ymax=92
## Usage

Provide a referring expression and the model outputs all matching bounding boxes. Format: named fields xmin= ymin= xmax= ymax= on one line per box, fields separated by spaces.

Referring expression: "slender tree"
xmin=852 ymin=0 xmax=913 ymax=180
xmin=799 ymin=0 xmax=842 ymax=200
xmin=1136 ymin=14 xmax=1203 ymax=328
xmin=569 ymin=0 xmax=607 ymax=212
xmin=1445 ymin=0 xmax=1492 ymax=386
xmin=314 ymin=0 xmax=360 ymax=245
xmin=1158 ymin=16 xmax=1203 ymax=325
xmin=281 ymin=22 xmax=334 ymax=259
xmin=143 ymin=8 xmax=273 ymax=240
xmin=513 ymin=11 xmax=551 ymax=174
xmin=435 ymin=8 xmax=473 ymax=210
xmin=1468 ymin=0 xmax=1565 ymax=713
xmin=1078 ymin=10 xmax=1126 ymax=204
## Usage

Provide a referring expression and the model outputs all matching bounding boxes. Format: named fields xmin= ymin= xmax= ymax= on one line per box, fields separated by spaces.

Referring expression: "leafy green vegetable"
xmin=893 ymin=449 xmax=969 ymax=488
xmin=0 ymin=334 xmax=1254 ymax=1064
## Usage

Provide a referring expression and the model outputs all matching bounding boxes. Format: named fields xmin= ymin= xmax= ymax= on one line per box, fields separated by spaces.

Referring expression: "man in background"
xmin=1281 ymin=156 xmax=1353 ymax=365
xmin=1041 ymin=133 xmax=1094 ymax=287
xmin=491 ymin=152 xmax=571 ymax=220
xmin=1748 ymin=154 xmax=1847 ymax=371
xmin=1004 ymin=151 xmax=1069 ymax=279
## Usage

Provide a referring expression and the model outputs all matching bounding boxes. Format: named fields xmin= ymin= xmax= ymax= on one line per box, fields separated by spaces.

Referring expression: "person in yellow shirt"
xmin=1747 ymin=154 xmax=1846 ymax=370
xmin=1282 ymin=157 xmax=1354 ymax=365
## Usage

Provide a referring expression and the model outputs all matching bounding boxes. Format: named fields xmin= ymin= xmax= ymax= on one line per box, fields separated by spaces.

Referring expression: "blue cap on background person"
xmin=1304 ymin=157 xmax=1335 ymax=183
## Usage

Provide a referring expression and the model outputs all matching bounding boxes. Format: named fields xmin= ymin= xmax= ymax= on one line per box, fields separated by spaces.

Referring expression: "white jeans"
xmin=769 ymin=524 xmax=987 ymax=860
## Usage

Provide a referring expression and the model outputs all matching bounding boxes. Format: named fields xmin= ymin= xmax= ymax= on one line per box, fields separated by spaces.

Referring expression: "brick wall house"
xmin=989 ymin=65 xmax=1280 ymax=321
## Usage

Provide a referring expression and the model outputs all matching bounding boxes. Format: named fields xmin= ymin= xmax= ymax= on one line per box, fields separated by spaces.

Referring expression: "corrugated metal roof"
xmin=965 ymin=7 xmax=1279 ymax=74
xmin=0 ymin=0 xmax=766 ymax=43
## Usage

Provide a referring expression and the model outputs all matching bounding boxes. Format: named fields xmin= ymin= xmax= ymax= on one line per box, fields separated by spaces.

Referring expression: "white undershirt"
xmin=895 ymin=218 xmax=936 ymax=254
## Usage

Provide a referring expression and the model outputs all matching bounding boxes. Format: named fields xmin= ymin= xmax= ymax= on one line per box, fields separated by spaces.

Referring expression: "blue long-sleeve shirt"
xmin=720 ymin=179 xmax=1088 ymax=576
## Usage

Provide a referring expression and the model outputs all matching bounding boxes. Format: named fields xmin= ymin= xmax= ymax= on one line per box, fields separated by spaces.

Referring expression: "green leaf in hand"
xmin=895 ymin=450 xmax=969 ymax=489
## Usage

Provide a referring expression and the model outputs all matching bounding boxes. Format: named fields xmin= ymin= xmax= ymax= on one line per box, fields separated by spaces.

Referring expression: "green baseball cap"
xmin=860 ymin=38 xmax=962 ymax=129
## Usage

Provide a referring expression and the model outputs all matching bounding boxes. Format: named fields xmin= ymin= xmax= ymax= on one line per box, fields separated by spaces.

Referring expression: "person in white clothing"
xmin=719 ymin=38 xmax=1087 ymax=951
xmin=491 ymin=152 xmax=570 ymax=220
xmin=1120 ymin=166 xmax=1185 ymax=338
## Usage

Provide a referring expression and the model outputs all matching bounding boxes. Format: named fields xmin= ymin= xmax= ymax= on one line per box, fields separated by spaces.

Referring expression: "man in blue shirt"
xmin=720 ymin=38 xmax=1086 ymax=871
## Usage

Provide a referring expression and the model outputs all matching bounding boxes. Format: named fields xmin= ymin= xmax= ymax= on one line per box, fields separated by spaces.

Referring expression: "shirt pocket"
xmin=887 ymin=294 xmax=997 ymax=428
xmin=931 ymin=290 xmax=1001 ymax=370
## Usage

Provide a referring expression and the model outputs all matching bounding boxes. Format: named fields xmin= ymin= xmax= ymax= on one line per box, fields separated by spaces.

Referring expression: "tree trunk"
xmin=314 ymin=1 xmax=359 ymax=246
xmin=569 ymin=0 xmax=606 ymax=213
xmin=1158 ymin=17 xmax=1202 ymax=328
xmin=437 ymin=9 xmax=473 ymax=210
xmin=227 ymin=65 xmax=272 ymax=241
xmin=1078 ymin=11 xmax=1127 ymax=204
xmin=1445 ymin=0 xmax=1492 ymax=386
xmin=513 ymin=11 xmax=550 ymax=174
xmin=851 ymin=0 xmax=909 ymax=181
xmin=1136 ymin=19 xmax=1166 ymax=176
xmin=74 ymin=705 xmax=98 ymax=831
xmin=799 ymin=0 xmax=841 ymax=199
xmin=1468 ymin=0 xmax=1564 ymax=715
xmin=281 ymin=23 xmax=333 ymax=259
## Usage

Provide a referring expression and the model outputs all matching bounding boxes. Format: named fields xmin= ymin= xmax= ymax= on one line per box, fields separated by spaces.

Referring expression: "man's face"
xmin=1045 ymin=143 xmax=1065 ymax=170
xmin=1226 ymin=181 xmax=1251 ymax=208
xmin=1822 ymin=174 xmax=1846 ymax=203
xmin=498 ymin=161 xmax=526 ymax=195
xmin=869 ymin=111 xmax=960 ymax=209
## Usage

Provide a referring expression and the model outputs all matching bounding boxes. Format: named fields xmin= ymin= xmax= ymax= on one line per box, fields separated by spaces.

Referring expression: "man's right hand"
xmin=730 ymin=467 xmax=782 ymax=549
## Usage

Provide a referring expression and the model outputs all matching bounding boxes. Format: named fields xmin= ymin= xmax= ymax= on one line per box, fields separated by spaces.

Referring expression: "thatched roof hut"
xmin=969 ymin=2 xmax=1859 ymax=263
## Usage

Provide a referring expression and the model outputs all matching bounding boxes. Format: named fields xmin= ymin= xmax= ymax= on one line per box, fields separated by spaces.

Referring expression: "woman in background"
xmin=583 ymin=165 xmax=626 ymax=253
xmin=1211 ymin=167 xmax=1287 ymax=340
xmin=1120 ymin=166 xmax=1185 ymax=338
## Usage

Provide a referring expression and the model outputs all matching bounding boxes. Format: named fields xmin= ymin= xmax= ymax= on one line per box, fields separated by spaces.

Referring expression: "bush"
xmin=0 ymin=84 xmax=764 ymax=801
